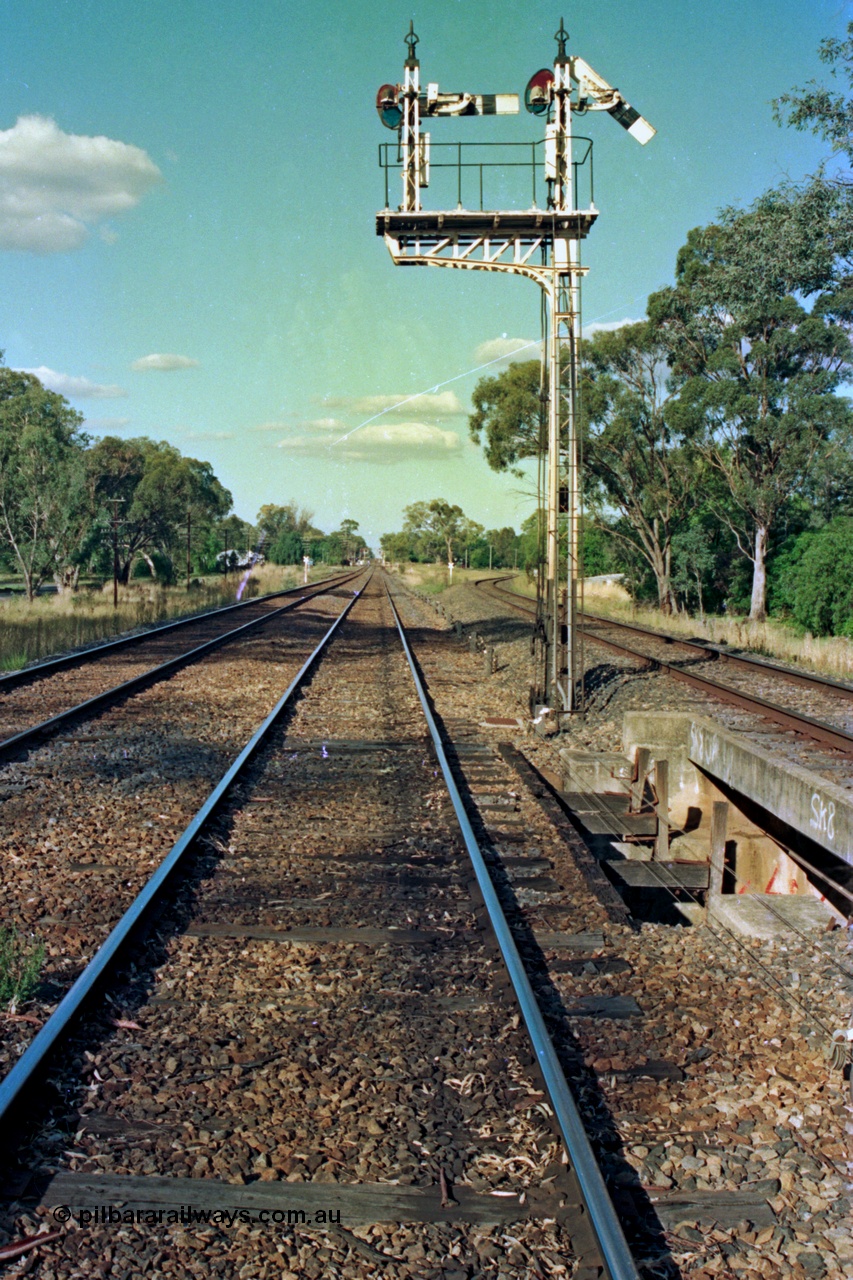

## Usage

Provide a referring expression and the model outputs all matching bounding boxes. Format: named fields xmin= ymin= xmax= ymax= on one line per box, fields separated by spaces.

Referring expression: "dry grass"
xmin=0 ymin=563 xmax=330 ymax=669
xmin=390 ymin=563 xmax=496 ymax=594
xmin=501 ymin=575 xmax=853 ymax=683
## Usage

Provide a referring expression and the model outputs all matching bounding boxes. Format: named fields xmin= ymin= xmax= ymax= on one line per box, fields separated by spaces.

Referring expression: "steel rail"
xmin=0 ymin=575 xmax=365 ymax=759
xmin=581 ymin=610 xmax=853 ymax=702
xmin=0 ymin=587 xmax=362 ymax=1129
xmin=480 ymin=574 xmax=853 ymax=703
xmin=476 ymin=578 xmax=853 ymax=757
xmin=0 ymin=570 xmax=361 ymax=692
xmin=386 ymin=584 xmax=640 ymax=1280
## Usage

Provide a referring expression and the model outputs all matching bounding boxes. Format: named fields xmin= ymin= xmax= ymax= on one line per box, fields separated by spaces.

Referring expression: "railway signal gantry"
xmin=374 ymin=20 xmax=654 ymax=717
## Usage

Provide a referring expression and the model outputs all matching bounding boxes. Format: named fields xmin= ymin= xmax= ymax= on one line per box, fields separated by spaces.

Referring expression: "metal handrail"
xmin=378 ymin=136 xmax=594 ymax=212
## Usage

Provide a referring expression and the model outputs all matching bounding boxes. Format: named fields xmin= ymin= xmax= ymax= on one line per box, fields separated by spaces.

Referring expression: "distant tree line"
xmin=0 ymin=360 xmax=366 ymax=600
xmin=381 ymin=499 xmax=521 ymax=570
xmin=464 ymin=24 xmax=853 ymax=637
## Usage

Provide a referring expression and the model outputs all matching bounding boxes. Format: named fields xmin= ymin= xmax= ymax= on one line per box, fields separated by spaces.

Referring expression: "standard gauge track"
xmin=0 ymin=570 xmax=364 ymax=758
xmin=476 ymin=575 xmax=853 ymax=759
xmin=0 ymin=571 xmax=640 ymax=1280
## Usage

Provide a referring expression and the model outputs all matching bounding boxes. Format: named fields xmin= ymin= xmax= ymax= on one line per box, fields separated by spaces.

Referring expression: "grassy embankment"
xmin=391 ymin=563 xmax=853 ymax=682
xmin=0 ymin=563 xmax=338 ymax=671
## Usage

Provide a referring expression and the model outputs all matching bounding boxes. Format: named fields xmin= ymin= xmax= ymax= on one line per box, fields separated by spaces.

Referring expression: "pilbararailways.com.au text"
xmin=53 ymin=1206 xmax=340 ymax=1228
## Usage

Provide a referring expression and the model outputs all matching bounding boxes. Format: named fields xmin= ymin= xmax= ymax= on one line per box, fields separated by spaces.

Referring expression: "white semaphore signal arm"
xmin=569 ymin=56 xmax=656 ymax=144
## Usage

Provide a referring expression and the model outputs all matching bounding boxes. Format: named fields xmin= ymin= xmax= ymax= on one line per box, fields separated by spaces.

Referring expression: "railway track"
xmin=0 ymin=569 xmax=362 ymax=757
xmin=477 ymin=576 xmax=853 ymax=771
xmin=0 ymin=570 xmax=641 ymax=1279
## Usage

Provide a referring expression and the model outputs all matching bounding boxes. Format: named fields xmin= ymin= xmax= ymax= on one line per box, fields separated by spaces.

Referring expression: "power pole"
xmin=111 ymin=498 xmax=124 ymax=609
xmin=375 ymin=21 xmax=654 ymax=719
xmin=186 ymin=510 xmax=192 ymax=592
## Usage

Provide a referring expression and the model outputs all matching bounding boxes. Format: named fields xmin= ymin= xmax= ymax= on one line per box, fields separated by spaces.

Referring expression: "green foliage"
xmin=0 ymin=927 xmax=45 ymax=1008
xmin=773 ymin=22 xmax=853 ymax=170
xmin=88 ymin=436 xmax=233 ymax=583
xmin=469 ymin=360 xmax=542 ymax=476
xmin=582 ymin=321 xmax=699 ymax=612
xmin=256 ymin=502 xmax=314 ymax=563
xmin=401 ymin=499 xmax=483 ymax=563
xmin=0 ymin=651 xmax=27 ymax=671
xmin=269 ymin=530 xmax=305 ymax=564
xmin=651 ymin=200 xmax=853 ymax=620
xmin=582 ymin=522 xmax=620 ymax=577
xmin=380 ymin=530 xmax=418 ymax=562
xmin=0 ymin=360 xmax=89 ymax=600
xmin=774 ymin=517 xmax=853 ymax=635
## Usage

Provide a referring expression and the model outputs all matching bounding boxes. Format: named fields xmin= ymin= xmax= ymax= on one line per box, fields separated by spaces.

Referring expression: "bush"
xmin=786 ymin=517 xmax=853 ymax=636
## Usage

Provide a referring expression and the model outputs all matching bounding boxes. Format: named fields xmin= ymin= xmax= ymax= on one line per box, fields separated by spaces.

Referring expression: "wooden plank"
xmin=643 ymin=1186 xmax=776 ymax=1229
xmin=493 ymin=858 xmax=553 ymax=873
xmin=631 ymin=748 xmax=651 ymax=814
xmin=654 ymin=760 xmax=670 ymax=861
xmin=504 ymin=876 xmax=561 ymax=893
xmin=560 ymin=793 xmax=631 ymax=815
xmin=605 ymin=862 xmax=710 ymax=889
xmin=33 ymin=1173 xmax=575 ymax=1226
xmin=708 ymin=800 xmax=729 ymax=900
xmin=185 ymin=924 xmax=446 ymax=946
xmin=549 ymin=957 xmax=631 ymax=976
xmin=531 ymin=930 xmax=605 ymax=951
xmin=562 ymin=995 xmax=642 ymax=1018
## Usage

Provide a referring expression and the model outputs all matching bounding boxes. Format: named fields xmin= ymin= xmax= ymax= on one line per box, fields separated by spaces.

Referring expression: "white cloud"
xmin=0 ymin=115 xmax=161 ymax=253
xmin=83 ymin=416 xmax=131 ymax=431
xmin=180 ymin=430 xmax=235 ymax=441
xmin=321 ymin=391 xmax=464 ymax=418
xmin=474 ymin=337 xmax=540 ymax=365
xmin=301 ymin=416 xmax=345 ymax=430
xmin=582 ymin=317 xmax=643 ymax=337
xmin=19 ymin=366 xmax=127 ymax=399
xmin=276 ymin=420 xmax=462 ymax=462
xmin=131 ymin=353 xmax=199 ymax=372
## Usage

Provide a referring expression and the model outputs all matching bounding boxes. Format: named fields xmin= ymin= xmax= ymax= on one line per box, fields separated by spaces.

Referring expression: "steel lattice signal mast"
xmin=375 ymin=21 xmax=654 ymax=716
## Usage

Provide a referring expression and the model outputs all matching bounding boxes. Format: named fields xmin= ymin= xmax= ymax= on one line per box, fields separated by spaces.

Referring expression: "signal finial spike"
xmin=554 ymin=18 xmax=569 ymax=63
xmin=405 ymin=20 xmax=420 ymax=68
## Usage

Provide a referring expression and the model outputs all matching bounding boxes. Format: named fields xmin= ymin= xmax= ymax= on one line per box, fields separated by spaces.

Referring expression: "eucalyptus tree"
xmin=402 ymin=499 xmax=482 ymax=565
xmin=580 ymin=321 xmax=700 ymax=614
xmin=651 ymin=210 xmax=853 ymax=621
xmin=467 ymin=328 xmax=698 ymax=613
xmin=773 ymin=21 xmax=853 ymax=173
xmin=0 ymin=360 xmax=89 ymax=600
xmin=88 ymin=436 xmax=232 ymax=582
xmin=469 ymin=360 xmax=543 ymax=477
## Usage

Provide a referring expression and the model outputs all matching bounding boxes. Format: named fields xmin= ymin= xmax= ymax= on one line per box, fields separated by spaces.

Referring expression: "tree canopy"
xmin=652 ymin=209 xmax=853 ymax=619
xmin=0 ymin=359 xmax=88 ymax=600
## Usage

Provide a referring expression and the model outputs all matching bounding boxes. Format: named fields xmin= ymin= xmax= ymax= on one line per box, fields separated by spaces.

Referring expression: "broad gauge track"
xmin=0 ymin=571 xmax=641 ymax=1280
xmin=0 ymin=575 xmax=370 ymax=1052
xmin=476 ymin=576 xmax=853 ymax=773
xmin=0 ymin=570 xmax=363 ymax=757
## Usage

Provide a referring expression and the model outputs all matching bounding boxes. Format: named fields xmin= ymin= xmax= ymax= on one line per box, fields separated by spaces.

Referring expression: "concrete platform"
xmin=560 ymin=749 xmax=633 ymax=793
xmin=708 ymin=893 xmax=835 ymax=939
xmin=623 ymin=710 xmax=853 ymax=870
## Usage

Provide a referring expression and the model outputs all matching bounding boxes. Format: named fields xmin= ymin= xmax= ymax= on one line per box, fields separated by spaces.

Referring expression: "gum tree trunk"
xmin=749 ymin=526 xmax=768 ymax=622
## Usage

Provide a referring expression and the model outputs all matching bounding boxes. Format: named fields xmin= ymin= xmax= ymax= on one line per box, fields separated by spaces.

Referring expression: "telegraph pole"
xmin=110 ymin=498 xmax=124 ymax=609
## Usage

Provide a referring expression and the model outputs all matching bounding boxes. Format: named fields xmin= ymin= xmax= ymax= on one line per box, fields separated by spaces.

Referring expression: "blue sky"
xmin=0 ymin=0 xmax=843 ymax=546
